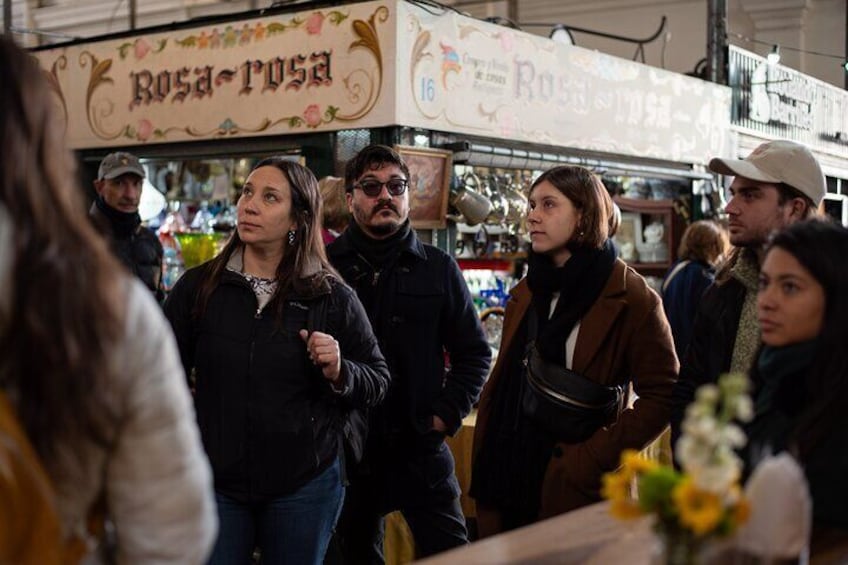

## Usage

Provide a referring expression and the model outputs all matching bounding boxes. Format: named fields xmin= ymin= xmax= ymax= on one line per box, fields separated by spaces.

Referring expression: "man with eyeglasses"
xmin=327 ymin=145 xmax=491 ymax=563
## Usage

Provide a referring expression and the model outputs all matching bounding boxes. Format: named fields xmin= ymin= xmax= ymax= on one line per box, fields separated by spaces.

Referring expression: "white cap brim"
xmin=708 ymin=157 xmax=782 ymax=184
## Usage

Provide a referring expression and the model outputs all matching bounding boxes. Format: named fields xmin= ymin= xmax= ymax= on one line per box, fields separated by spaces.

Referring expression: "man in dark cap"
xmin=91 ymin=151 xmax=164 ymax=299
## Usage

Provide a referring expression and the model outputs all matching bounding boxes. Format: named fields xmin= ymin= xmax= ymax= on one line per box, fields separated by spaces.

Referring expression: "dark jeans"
xmin=328 ymin=444 xmax=468 ymax=565
xmin=209 ymin=458 xmax=344 ymax=565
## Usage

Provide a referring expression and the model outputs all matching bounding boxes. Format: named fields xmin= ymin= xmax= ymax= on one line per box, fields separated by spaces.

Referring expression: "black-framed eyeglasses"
xmin=353 ymin=178 xmax=409 ymax=197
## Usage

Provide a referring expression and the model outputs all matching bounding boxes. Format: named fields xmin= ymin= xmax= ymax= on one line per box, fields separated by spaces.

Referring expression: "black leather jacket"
xmin=164 ymin=264 xmax=390 ymax=502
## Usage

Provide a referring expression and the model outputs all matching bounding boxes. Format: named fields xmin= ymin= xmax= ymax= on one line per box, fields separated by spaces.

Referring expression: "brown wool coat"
xmin=473 ymin=259 xmax=678 ymax=536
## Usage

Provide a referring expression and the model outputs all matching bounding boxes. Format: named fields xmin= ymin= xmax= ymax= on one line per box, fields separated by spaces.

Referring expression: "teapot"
xmin=449 ymin=172 xmax=493 ymax=226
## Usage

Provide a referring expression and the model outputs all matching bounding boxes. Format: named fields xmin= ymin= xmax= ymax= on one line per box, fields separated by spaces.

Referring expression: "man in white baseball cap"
xmin=671 ymin=140 xmax=825 ymax=446
xmin=709 ymin=139 xmax=825 ymax=249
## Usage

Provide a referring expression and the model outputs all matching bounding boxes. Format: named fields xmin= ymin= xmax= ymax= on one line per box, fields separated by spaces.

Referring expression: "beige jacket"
xmin=0 ymin=204 xmax=218 ymax=564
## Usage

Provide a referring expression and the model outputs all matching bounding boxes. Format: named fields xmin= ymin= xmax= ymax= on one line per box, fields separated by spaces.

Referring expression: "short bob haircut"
xmin=529 ymin=165 xmax=619 ymax=250
xmin=677 ymin=220 xmax=729 ymax=266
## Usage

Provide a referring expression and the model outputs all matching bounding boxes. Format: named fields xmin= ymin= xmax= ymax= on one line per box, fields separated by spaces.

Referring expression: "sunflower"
xmin=621 ymin=449 xmax=660 ymax=476
xmin=602 ymin=470 xmax=643 ymax=519
xmin=672 ymin=479 xmax=723 ymax=536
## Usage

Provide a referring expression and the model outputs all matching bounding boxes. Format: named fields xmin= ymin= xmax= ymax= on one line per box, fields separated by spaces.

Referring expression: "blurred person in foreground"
xmin=741 ymin=219 xmax=848 ymax=556
xmin=164 ymin=157 xmax=390 ymax=564
xmin=661 ymin=220 xmax=729 ymax=360
xmin=91 ymin=150 xmax=164 ymax=299
xmin=327 ymin=145 xmax=490 ymax=562
xmin=671 ymin=140 xmax=825 ymax=445
xmin=470 ymin=165 xmax=677 ymax=535
xmin=0 ymin=35 xmax=217 ymax=563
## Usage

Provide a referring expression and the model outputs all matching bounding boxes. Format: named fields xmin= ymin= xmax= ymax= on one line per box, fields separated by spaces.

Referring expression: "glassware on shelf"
xmin=174 ymin=232 xmax=227 ymax=269
xmin=158 ymin=200 xmax=188 ymax=251
xmin=212 ymin=202 xmax=237 ymax=233
xmin=161 ymin=247 xmax=185 ymax=291
xmin=190 ymin=200 xmax=215 ymax=233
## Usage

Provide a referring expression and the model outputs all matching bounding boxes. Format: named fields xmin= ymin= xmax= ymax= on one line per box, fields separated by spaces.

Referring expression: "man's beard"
xmin=353 ymin=200 xmax=403 ymax=236
xmin=369 ymin=221 xmax=400 ymax=236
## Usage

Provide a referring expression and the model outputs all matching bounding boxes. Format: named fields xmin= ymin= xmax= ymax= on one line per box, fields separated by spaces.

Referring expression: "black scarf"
xmin=754 ymin=340 xmax=817 ymax=420
xmin=95 ymin=195 xmax=141 ymax=238
xmin=744 ymin=340 xmax=817 ymax=473
xmin=469 ymin=312 xmax=554 ymax=526
xmin=526 ymin=239 xmax=618 ymax=365
xmin=346 ymin=219 xmax=411 ymax=268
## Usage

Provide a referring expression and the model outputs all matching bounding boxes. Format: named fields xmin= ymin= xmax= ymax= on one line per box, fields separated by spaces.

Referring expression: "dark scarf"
xmin=94 ymin=195 xmax=141 ymax=238
xmin=526 ymin=239 xmax=618 ymax=365
xmin=755 ymin=340 xmax=817 ymax=419
xmin=469 ymin=312 xmax=553 ymax=526
xmin=346 ymin=219 xmax=412 ymax=268
xmin=744 ymin=340 xmax=817 ymax=472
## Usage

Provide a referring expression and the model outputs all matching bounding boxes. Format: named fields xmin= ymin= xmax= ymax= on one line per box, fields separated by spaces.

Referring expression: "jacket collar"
xmin=221 ymin=246 xmax=332 ymax=300
xmin=505 ymin=259 xmax=629 ymax=373
xmin=332 ymin=224 xmax=427 ymax=262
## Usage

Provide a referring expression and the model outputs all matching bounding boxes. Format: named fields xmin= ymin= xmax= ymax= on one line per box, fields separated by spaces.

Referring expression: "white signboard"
xmin=34 ymin=0 xmax=730 ymax=165
xmin=395 ymin=4 xmax=730 ymax=164
xmin=34 ymin=1 xmax=397 ymax=148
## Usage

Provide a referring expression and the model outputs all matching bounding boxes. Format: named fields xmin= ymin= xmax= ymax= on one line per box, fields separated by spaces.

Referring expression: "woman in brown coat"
xmin=470 ymin=166 xmax=678 ymax=537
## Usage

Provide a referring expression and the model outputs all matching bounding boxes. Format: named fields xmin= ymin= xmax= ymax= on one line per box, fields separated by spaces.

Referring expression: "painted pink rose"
xmin=303 ymin=104 xmax=322 ymax=127
xmin=134 ymin=38 xmax=151 ymax=59
xmin=137 ymin=119 xmax=153 ymax=141
xmin=305 ymin=12 xmax=325 ymax=35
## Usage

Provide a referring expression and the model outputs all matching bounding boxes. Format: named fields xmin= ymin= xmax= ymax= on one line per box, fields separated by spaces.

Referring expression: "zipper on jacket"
xmin=354 ymin=252 xmax=382 ymax=287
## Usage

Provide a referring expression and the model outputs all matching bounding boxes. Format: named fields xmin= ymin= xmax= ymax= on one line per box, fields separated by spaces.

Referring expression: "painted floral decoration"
xmin=303 ymin=104 xmax=323 ymax=127
xmin=602 ymin=373 xmax=753 ymax=557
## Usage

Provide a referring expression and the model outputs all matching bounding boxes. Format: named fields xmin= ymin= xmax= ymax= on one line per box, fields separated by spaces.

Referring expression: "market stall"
xmin=33 ymin=0 xmax=731 ymax=279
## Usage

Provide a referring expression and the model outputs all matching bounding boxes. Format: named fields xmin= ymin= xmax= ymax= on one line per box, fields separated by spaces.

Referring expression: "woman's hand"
xmin=299 ymin=329 xmax=343 ymax=387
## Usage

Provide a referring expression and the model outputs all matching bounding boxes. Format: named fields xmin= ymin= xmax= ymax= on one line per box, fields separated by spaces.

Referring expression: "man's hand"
xmin=299 ymin=329 xmax=343 ymax=386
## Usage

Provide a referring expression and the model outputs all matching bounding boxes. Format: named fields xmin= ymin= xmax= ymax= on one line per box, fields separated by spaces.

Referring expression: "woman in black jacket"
xmin=748 ymin=219 xmax=848 ymax=554
xmin=164 ymin=158 xmax=390 ymax=565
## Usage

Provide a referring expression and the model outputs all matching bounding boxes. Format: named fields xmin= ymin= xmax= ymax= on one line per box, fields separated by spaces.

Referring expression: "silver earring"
xmin=287 ymin=230 xmax=296 ymax=245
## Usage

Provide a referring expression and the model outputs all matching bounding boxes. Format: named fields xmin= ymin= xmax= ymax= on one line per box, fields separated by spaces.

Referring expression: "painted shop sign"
xmin=35 ymin=0 xmax=730 ymax=164
xmin=394 ymin=2 xmax=731 ymax=165
xmin=34 ymin=1 xmax=395 ymax=148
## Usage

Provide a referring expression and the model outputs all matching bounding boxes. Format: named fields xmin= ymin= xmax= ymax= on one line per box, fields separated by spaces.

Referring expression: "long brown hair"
xmin=194 ymin=158 xmax=339 ymax=321
xmin=0 ymin=37 xmax=123 ymax=467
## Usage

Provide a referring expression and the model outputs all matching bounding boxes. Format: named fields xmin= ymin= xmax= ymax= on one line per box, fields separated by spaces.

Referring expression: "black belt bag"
xmin=521 ymin=344 xmax=624 ymax=443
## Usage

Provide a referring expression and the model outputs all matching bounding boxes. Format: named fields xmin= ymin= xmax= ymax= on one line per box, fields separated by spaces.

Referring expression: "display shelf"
xmin=613 ymin=195 xmax=683 ymax=278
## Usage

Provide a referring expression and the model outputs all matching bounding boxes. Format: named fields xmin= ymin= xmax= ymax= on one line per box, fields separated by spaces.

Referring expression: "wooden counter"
xmin=414 ymin=501 xmax=655 ymax=565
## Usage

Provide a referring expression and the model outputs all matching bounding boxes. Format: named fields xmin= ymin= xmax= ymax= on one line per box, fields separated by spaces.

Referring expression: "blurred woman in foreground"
xmin=0 ymin=35 xmax=216 ymax=563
